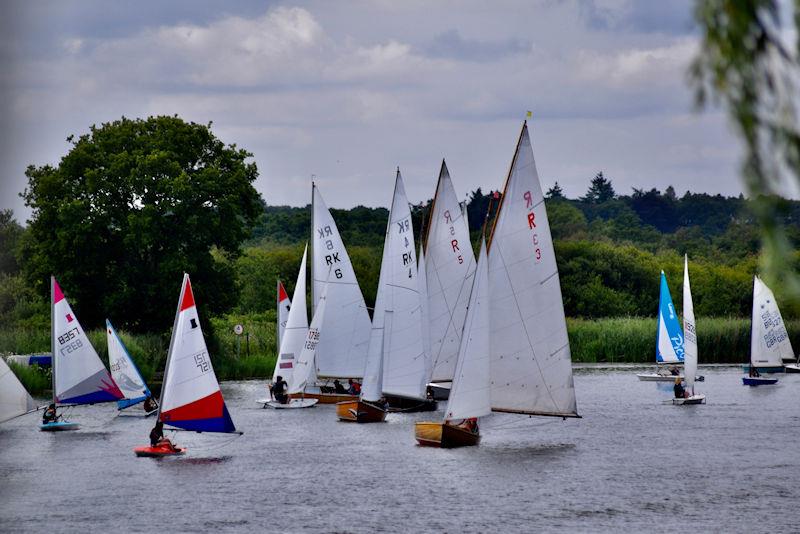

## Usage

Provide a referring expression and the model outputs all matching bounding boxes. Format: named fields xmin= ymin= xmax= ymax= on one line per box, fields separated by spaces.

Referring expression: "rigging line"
xmin=494 ymin=239 xmax=564 ymax=414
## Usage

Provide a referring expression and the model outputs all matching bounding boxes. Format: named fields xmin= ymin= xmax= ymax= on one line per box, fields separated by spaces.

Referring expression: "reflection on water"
xmin=0 ymin=368 xmax=798 ymax=532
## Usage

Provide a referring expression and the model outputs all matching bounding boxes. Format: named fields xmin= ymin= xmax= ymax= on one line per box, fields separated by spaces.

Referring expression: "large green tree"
xmin=22 ymin=116 xmax=262 ymax=332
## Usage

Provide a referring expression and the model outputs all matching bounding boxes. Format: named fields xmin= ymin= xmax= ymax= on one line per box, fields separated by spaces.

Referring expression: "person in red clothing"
xmin=347 ymin=379 xmax=361 ymax=395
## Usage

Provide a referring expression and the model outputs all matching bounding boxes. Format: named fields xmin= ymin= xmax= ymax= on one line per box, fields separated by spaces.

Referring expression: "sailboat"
xmin=267 ymin=279 xmax=330 ymax=409
xmin=276 ymin=280 xmax=291 ymax=356
xmin=743 ymin=276 xmax=788 ymax=384
xmin=259 ymin=246 xmax=318 ymax=408
xmin=134 ymin=273 xmax=241 ymax=456
xmin=106 ymin=320 xmax=157 ymax=416
xmin=637 ymin=271 xmax=704 ymax=382
xmin=415 ymin=238 xmax=489 ymax=447
xmin=672 ymin=256 xmax=705 ymax=404
xmin=424 ymin=161 xmax=476 ymax=401
xmin=380 ymin=169 xmax=435 ymax=412
xmin=308 ymin=184 xmax=371 ymax=403
xmin=416 ymin=120 xmax=580 ymax=447
xmin=43 ymin=277 xmax=124 ymax=431
xmin=0 ymin=358 xmax=40 ymax=424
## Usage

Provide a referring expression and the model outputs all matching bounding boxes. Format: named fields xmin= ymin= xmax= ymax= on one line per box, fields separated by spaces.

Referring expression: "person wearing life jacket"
xmin=673 ymin=377 xmax=686 ymax=398
xmin=271 ymin=376 xmax=289 ymax=404
xmin=149 ymin=421 xmax=177 ymax=450
xmin=143 ymin=395 xmax=158 ymax=413
xmin=42 ymin=403 xmax=58 ymax=424
xmin=333 ymin=379 xmax=347 ymax=394
xmin=347 ymin=379 xmax=361 ymax=395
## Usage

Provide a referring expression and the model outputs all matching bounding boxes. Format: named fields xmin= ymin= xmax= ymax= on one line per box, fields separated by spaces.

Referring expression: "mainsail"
xmin=311 ymin=185 xmax=372 ymax=379
xmin=683 ymin=256 xmax=698 ymax=392
xmin=380 ymin=170 xmax=428 ymax=401
xmin=288 ymin=281 xmax=329 ymax=395
xmin=158 ymin=274 xmax=237 ymax=433
xmin=751 ymin=276 xmax=793 ymax=367
xmin=425 ymin=161 xmax=476 ymax=382
xmin=0 ymin=358 xmax=38 ymax=423
xmin=276 ymin=280 xmax=291 ymax=356
xmin=106 ymin=319 xmax=151 ymax=410
xmin=487 ymin=122 xmax=578 ymax=417
xmin=360 ymin=218 xmax=391 ymax=403
xmin=272 ymin=246 xmax=309 ymax=383
xmin=51 ymin=277 xmax=123 ymax=405
xmin=656 ymin=272 xmax=684 ymax=364
xmin=444 ymin=238 xmax=491 ymax=422
xmin=418 ymin=244 xmax=433 ymax=383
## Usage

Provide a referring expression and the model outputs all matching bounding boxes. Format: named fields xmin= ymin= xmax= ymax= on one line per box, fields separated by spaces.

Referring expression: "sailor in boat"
xmin=333 ymin=379 xmax=346 ymax=394
xmin=346 ymin=379 xmax=361 ymax=396
xmin=749 ymin=366 xmax=760 ymax=378
xmin=149 ymin=421 xmax=178 ymax=451
xmin=454 ymin=418 xmax=479 ymax=434
xmin=673 ymin=377 xmax=687 ymax=399
xmin=271 ymin=376 xmax=289 ymax=404
xmin=143 ymin=395 xmax=158 ymax=412
xmin=42 ymin=403 xmax=58 ymax=424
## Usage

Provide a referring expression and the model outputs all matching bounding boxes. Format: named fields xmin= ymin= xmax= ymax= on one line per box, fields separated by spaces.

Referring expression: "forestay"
xmin=159 ymin=274 xmax=236 ymax=433
xmin=656 ymin=272 xmax=684 ymax=364
xmin=106 ymin=320 xmax=151 ymax=410
xmin=276 ymin=280 xmax=291 ymax=356
xmin=272 ymin=246 xmax=309 ymax=383
xmin=288 ymin=281 xmax=329 ymax=395
xmin=0 ymin=358 xmax=37 ymax=423
xmin=380 ymin=170 xmax=428 ymax=401
xmin=751 ymin=276 xmax=793 ymax=367
xmin=425 ymin=161 xmax=476 ymax=382
xmin=311 ymin=185 xmax=372 ymax=379
xmin=682 ymin=256 xmax=698 ymax=391
xmin=444 ymin=238 xmax=491 ymax=422
xmin=487 ymin=122 xmax=578 ymax=417
xmin=52 ymin=277 xmax=123 ymax=405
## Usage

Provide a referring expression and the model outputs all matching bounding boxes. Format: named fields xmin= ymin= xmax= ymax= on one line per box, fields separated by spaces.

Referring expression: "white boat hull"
xmin=672 ymin=394 xmax=706 ymax=405
xmin=260 ymin=398 xmax=319 ymax=409
xmin=784 ymin=363 xmax=800 ymax=373
xmin=637 ymin=373 xmax=704 ymax=382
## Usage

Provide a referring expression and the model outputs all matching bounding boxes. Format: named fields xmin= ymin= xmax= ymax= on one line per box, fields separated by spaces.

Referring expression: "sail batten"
xmin=487 ymin=123 xmax=578 ymax=417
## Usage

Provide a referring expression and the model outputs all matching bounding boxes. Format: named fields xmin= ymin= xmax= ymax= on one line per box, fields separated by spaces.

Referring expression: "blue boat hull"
xmin=40 ymin=421 xmax=80 ymax=431
xmin=742 ymin=377 xmax=779 ymax=386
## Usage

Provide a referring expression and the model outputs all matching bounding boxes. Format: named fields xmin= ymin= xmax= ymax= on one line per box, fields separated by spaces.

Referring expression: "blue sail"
xmin=656 ymin=272 xmax=684 ymax=363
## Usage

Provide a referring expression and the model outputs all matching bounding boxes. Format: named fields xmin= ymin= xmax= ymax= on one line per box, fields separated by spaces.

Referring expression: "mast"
xmin=311 ymin=179 xmax=316 ymax=315
xmin=50 ymin=276 xmax=56 ymax=406
xmin=155 ymin=273 xmax=187 ymax=423
xmin=276 ymin=279 xmax=280 ymax=356
xmin=487 ymin=120 xmax=526 ymax=252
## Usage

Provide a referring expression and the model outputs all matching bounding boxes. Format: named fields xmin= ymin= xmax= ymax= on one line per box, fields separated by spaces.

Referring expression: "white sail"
xmin=751 ymin=276 xmax=793 ymax=367
xmin=51 ymin=277 xmax=122 ymax=405
xmin=276 ymin=280 xmax=291 ymax=355
xmin=361 ymin=220 xmax=391 ymax=403
xmin=311 ymin=185 xmax=372 ymax=378
xmin=682 ymin=255 xmax=698 ymax=392
xmin=444 ymin=238 xmax=491 ymax=421
xmin=273 ymin=246 xmax=309 ymax=383
xmin=288 ymin=281 xmax=329 ymax=395
xmin=380 ymin=170 xmax=428 ymax=400
xmin=0 ymin=358 xmax=37 ymax=423
xmin=426 ymin=161 xmax=476 ymax=382
xmin=106 ymin=320 xmax=151 ymax=409
xmin=418 ymin=244 xmax=433 ymax=383
xmin=487 ymin=122 xmax=578 ymax=417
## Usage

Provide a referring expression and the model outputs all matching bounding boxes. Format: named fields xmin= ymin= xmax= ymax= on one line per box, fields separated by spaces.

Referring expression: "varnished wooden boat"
xmin=291 ymin=391 xmax=359 ymax=404
xmin=336 ymin=400 xmax=387 ymax=423
xmin=415 ymin=421 xmax=480 ymax=448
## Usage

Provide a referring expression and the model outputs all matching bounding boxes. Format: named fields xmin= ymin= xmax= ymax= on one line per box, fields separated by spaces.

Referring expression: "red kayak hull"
xmin=134 ymin=444 xmax=186 ymax=457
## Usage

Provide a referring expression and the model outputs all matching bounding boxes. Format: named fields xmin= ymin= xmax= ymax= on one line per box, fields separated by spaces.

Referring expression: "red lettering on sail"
xmin=528 ymin=212 xmax=536 ymax=229
xmin=444 ymin=210 xmax=452 ymax=224
xmin=524 ymin=191 xmax=532 ymax=208
xmin=451 ymin=239 xmax=460 ymax=252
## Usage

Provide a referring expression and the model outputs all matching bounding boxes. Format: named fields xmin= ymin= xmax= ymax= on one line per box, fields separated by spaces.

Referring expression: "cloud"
xmin=423 ymin=29 xmax=530 ymax=63
xmin=580 ymin=0 xmax=695 ymax=35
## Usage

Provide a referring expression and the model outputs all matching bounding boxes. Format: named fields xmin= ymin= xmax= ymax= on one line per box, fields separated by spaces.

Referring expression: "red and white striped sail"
xmin=158 ymin=274 xmax=236 ymax=433
xmin=51 ymin=277 xmax=123 ymax=405
xmin=276 ymin=280 xmax=291 ymax=355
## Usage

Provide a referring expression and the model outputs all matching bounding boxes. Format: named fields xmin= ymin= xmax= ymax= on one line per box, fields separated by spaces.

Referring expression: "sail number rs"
xmin=523 ymin=191 xmax=541 ymax=263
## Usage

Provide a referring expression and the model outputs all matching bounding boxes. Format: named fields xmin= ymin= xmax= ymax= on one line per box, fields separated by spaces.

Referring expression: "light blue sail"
xmin=106 ymin=320 xmax=152 ymax=410
xmin=656 ymin=272 xmax=684 ymax=364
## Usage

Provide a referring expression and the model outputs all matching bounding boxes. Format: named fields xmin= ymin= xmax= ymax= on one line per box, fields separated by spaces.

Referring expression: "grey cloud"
xmin=423 ymin=29 xmax=530 ymax=63
xmin=580 ymin=0 xmax=695 ymax=35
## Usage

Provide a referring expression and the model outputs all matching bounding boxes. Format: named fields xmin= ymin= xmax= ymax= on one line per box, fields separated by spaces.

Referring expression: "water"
xmin=1 ymin=366 xmax=798 ymax=533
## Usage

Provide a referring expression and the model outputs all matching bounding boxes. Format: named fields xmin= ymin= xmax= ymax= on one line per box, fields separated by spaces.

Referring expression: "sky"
xmin=0 ymin=0 xmax=752 ymax=222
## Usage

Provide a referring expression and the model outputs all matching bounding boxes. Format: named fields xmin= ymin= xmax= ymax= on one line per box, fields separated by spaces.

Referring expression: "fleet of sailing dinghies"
xmin=134 ymin=274 xmax=240 ymax=456
xmin=673 ymin=256 xmax=705 ymax=405
xmin=311 ymin=184 xmax=372 ymax=380
xmin=743 ymin=276 xmax=791 ymax=384
xmin=636 ymin=271 xmax=705 ymax=383
xmin=0 ymin=357 xmax=39 ymax=424
xmin=424 ymin=161 xmax=476 ymax=385
xmin=106 ymin=320 xmax=157 ymax=416
xmin=276 ymin=280 xmax=291 ymax=357
xmin=378 ymin=169 xmax=431 ymax=407
xmin=43 ymin=277 xmax=124 ymax=431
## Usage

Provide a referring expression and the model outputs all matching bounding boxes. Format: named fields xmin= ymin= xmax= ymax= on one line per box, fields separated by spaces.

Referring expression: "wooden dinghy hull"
xmin=291 ymin=392 xmax=359 ymax=404
xmin=414 ymin=422 xmax=480 ymax=448
xmin=40 ymin=421 xmax=80 ymax=431
xmin=672 ymin=394 xmax=706 ymax=405
xmin=336 ymin=400 xmax=387 ymax=423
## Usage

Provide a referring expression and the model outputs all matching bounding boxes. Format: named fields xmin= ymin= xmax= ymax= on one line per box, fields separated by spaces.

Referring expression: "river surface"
xmin=1 ymin=366 xmax=798 ymax=533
